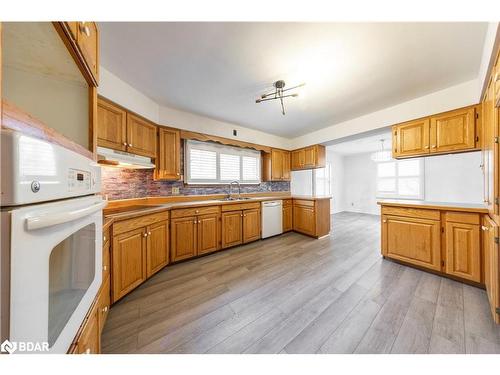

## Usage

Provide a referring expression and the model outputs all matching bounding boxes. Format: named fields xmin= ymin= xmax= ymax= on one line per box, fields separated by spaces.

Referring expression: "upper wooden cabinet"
xmin=97 ymin=97 xmax=157 ymax=158
xmin=393 ymin=118 xmax=430 ymax=157
xmin=392 ymin=105 xmax=480 ymax=159
xmin=444 ymin=213 xmax=481 ymax=283
xmin=430 ymin=107 xmax=476 ymax=153
xmin=263 ymin=149 xmax=291 ymax=181
xmin=61 ymin=22 xmax=99 ymax=85
xmin=291 ymin=145 xmax=326 ymax=170
xmin=156 ymin=127 xmax=181 ymax=180
xmin=126 ymin=114 xmax=157 ymax=158
xmin=97 ymin=99 xmax=127 ymax=151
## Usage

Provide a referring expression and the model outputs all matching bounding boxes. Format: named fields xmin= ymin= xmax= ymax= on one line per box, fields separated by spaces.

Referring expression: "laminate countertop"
xmin=377 ymin=199 xmax=489 ymax=213
xmin=104 ymin=195 xmax=332 ymax=221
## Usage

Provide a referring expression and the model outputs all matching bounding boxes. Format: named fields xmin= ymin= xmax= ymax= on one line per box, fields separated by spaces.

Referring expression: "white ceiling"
xmin=99 ymin=22 xmax=488 ymax=138
xmin=327 ymin=131 xmax=392 ymax=155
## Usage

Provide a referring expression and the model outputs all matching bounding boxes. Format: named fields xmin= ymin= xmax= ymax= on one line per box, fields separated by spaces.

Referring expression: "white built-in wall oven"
xmin=0 ymin=130 xmax=106 ymax=353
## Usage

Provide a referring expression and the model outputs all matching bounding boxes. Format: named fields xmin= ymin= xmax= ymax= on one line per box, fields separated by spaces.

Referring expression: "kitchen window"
xmin=376 ymin=159 xmax=424 ymax=199
xmin=185 ymin=140 xmax=261 ymax=184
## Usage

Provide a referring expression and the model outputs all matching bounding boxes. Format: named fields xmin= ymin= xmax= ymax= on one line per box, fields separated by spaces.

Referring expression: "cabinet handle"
xmin=383 ymin=220 xmax=387 ymax=223
xmin=481 ymin=225 xmax=489 ymax=231
xmin=143 ymin=233 xmax=148 ymax=237
xmin=102 ymin=306 xmax=108 ymax=313
xmin=198 ymin=220 xmax=201 ymax=224
xmin=195 ymin=210 xmax=199 ymax=213
xmin=240 ymin=214 xmax=243 ymax=217
xmin=431 ymin=145 xmax=436 ymax=148
xmin=103 ymin=236 xmax=106 ymax=242
xmin=424 ymin=146 xmax=429 ymax=149
xmin=148 ymin=231 xmax=151 ymax=235
xmin=193 ymin=221 xmax=197 ymax=224
xmin=176 ymin=173 xmax=180 ymax=176
xmin=123 ymin=142 xmax=127 ymax=146
xmin=79 ymin=22 xmax=91 ymax=37
xmin=103 ymin=265 xmax=107 ymax=271
xmin=129 ymin=143 xmax=133 ymax=147
xmin=84 ymin=348 xmax=91 ymax=354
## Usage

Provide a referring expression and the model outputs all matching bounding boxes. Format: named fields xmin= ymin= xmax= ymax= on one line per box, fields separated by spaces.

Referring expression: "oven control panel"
xmin=68 ymin=168 xmax=92 ymax=192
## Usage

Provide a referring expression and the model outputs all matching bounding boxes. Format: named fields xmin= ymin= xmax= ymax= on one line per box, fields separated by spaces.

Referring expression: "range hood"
xmin=97 ymin=147 xmax=155 ymax=169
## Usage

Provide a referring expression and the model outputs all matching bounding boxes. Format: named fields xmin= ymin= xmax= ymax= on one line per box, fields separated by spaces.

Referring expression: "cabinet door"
xmin=112 ymin=228 xmax=147 ymax=302
xmin=97 ymin=99 xmax=127 ymax=151
xmin=282 ymin=151 xmax=291 ymax=180
xmin=293 ymin=205 xmax=316 ymax=236
xmin=445 ymin=221 xmax=481 ymax=282
xmin=291 ymin=149 xmax=304 ymax=170
xmin=156 ymin=128 xmax=181 ymax=180
xmin=146 ymin=220 xmax=169 ymax=278
xmin=482 ymin=215 xmax=500 ymax=324
xmin=271 ymin=149 xmax=284 ymax=180
xmin=77 ymin=304 xmax=100 ymax=354
xmin=221 ymin=211 xmax=243 ymax=248
xmin=197 ymin=213 xmax=220 ymax=255
xmin=282 ymin=205 xmax=292 ymax=232
xmin=171 ymin=216 xmax=197 ymax=262
xmin=430 ymin=107 xmax=476 ymax=153
xmin=76 ymin=22 xmax=99 ymax=83
xmin=394 ymin=118 xmax=430 ymax=157
xmin=243 ymin=209 xmax=261 ymax=243
xmin=126 ymin=113 xmax=157 ymax=158
xmin=97 ymin=275 xmax=111 ymax=335
xmin=303 ymin=146 xmax=316 ymax=167
xmin=65 ymin=22 xmax=78 ymax=40
xmin=382 ymin=215 xmax=441 ymax=271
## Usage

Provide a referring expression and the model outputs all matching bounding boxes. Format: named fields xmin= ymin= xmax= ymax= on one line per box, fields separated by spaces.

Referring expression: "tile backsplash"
xmin=101 ymin=168 xmax=290 ymax=200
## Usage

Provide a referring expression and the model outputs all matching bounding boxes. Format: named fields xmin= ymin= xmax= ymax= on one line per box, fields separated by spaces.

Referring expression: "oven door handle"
xmin=26 ymin=200 xmax=108 ymax=230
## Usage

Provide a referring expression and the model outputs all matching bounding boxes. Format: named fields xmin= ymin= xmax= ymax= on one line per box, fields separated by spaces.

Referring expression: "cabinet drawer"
xmin=293 ymin=199 xmax=315 ymax=208
xmin=171 ymin=205 xmax=220 ymax=218
xmin=113 ymin=211 xmax=169 ymax=235
xmin=444 ymin=211 xmax=480 ymax=225
xmin=221 ymin=202 xmax=261 ymax=212
xmin=381 ymin=206 xmax=440 ymax=221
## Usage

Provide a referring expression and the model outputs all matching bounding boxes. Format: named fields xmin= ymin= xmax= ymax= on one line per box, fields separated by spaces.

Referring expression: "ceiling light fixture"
xmin=370 ymin=139 xmax=392 ymax=162
xmin=255 ymin=80 xmax=304 ymax=115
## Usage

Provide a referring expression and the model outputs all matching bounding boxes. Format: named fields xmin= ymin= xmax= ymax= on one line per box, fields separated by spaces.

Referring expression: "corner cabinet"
xmin=392 ymin=105 xmax=480 ymax=159
xmin=291 ymin=145 xmax=326 ymax=170
xmin=155 ymin=127 xmax=181 ymax=180
xmin=482 ymin=215 xmax=500 ymax=324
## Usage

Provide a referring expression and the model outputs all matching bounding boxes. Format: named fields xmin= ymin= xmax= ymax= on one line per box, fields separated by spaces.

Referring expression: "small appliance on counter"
xmin=1 ymin=130 xmax=106 ymax=353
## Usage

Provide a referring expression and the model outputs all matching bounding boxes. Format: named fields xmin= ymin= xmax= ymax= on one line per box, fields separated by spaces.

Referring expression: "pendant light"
xmin=370 ymin=139 xmax=392 ymax=162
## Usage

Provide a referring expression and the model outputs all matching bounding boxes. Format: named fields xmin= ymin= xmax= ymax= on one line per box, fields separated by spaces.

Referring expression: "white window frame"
xmin=184 ymin=140 xmax=261 ymax=185
xmin=376 ymin=159 xmax=425 ymax=200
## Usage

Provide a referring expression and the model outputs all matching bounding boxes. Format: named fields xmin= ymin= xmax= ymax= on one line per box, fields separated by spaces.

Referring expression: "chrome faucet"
xmin=228 ymin=181 xmax=241 ymax=200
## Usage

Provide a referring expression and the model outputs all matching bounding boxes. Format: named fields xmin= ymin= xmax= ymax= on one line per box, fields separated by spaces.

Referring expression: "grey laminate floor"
xmin=101 ymin=212 xmax=500 ymax=354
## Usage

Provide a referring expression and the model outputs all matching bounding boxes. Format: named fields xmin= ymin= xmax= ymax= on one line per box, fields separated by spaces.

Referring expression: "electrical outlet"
xmin=172 ymin=186 xmax=180 ymax=195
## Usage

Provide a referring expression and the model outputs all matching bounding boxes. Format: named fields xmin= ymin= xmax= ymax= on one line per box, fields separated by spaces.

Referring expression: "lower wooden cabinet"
xmin=293 ymin=204 xmax=316 ymax=237
xmin=444 ymin=215 xmax=481 ymax=282
xmin=221 ymin=211 xmax=243 ymax=248
xmin=283 ymin=200 xmax=293 ymax=232
xmin=97 ymin=275 xmax=111 ymax=335
xmin=382 ymin=214 xmax=441 ymax=271
xmin=482 ymin=215 xmax=500 ymax=324
xmin=147 ymin=220 xmax=170 ymax=277
xmin=76 ymin=303 xmax=100 ymax=354
xmin=112 ymin=227 xmax=147 ymax=302
xmin=292 ymin=199 xmax=330 ymax=238
xmin=243 ymin=209 xmax=261 ymax=243
xmin=197 ymin=213 xmax=220 ymax=255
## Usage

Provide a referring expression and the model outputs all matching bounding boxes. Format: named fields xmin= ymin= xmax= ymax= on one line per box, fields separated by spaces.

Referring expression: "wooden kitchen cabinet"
xmin=96 ymin=275 xmax=111 ymax=335
xmin=382 ymin=214 xmax=442 ymax=272
xmin=221 ymin=211 xmax=243 ymax=248
xmin=76 ymin=303 xmax=100 ymax=354
xmin=112 ymin=227 xmax=147 ymax=302
xmin=197 ymin=213 xmax=220 ymax=255
xmin=76 ymin=22 xmax=99 ymax=83
xmin=263 ymin=149 xmax=291 ymax=181
xmin=292 ymin=199 xmax=330 ymax=238
xmin=482 ymin=215 xmax=500 ymax=324
xmin=146 ymin=220 xmax=170 ymax=277
xmin=282 ymin=199 xmax=293 ymax=232
xmin=430 ymin=107 xmax=476 ymax=153
xmin=392 ymin=104 xmax=480 ymax=159
xmin=393 ymin=118 xmax=430 ymax=157
xmin=293 ymin=203 xmax=316 ymax=237
xmin=291 ymin=145 xmax=326 ymax=170
xmin=97 ymin=98 xmax=127 ymax=151
xmin=171 ymin=216 xmax=198 ymax=262
xmin=444 ymin=213 xmax=481 ymax=282
xmin=126 ymin=113 xmax=157 ymax=158
xmin=243 ymin=208 xmax=261 ymax=243
xmin=156 ymin=127 xmax=181 ymax=180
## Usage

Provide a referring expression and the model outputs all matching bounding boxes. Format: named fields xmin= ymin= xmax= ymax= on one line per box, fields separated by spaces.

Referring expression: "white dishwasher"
xmin=261 ymin=200 xmax=283 ymax=238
